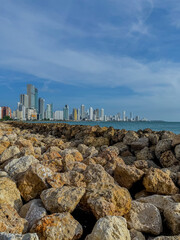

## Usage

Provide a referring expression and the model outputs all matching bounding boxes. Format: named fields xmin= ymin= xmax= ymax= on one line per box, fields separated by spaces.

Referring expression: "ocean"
xmin=28 ymin=121 xmax=180 ymax=134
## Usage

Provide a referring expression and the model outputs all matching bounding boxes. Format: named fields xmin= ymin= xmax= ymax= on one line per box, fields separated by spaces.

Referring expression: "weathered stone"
xmin=125 ymin=201 xmax=163 ymax=235
xmin=134 ymin=160 xmax=149 ymax=170
xmin=151 ymin=236 xmax=180 ymax=240
xmin=83 ymin=182 xmax=131 ymax=219
xmin=131 ymin=137 xmax=149 ymax=151
xmin=161 ymin=131 xmax=176 ymax=140
xmin=30 ymin=212 xmax=83 ymax=240
xmin=0 ymin=146 xmax=20 ymax=164
xmin=172 ymin=134 xmax=180 ymax=147
xmin=143 ymin=168 xmax=179 ymax=195
xmin=155 ymin=139 xmax=172 ymax=159
xmin=0 ymin=177 xmax=23 ymax=212
xmin=17 ymin=163 xmax=53 ymax=201
xmin=136 ymin=147 xmax=154 ymax=160
xmin=42 ymin=158 xmax=63 ymax=172
xmin=0 ymin=141 xmax=10 ymax=154
xmin=147 ymin=133 xmax=159 ymax=145
xmin=0 ymin=203 xmax=28 ymax=234
xmin=129 ymin=229 xmax=145 ymax=240
xmin=175 ymin=144 xmax=180 ymax=160
xmin=85 ymin=216 xmax=130 ymax=240
xmin=41 ymin=186 xmax=85 ymax=213
xmin=19 ymin=199 xmax=47 ymax=231
xmin=123 ymin=131 xmax=139 ymax=145
xmin=160 ymin=150 xmax=179 ymax=168
xmin=0 ymin=232 xmax=39 ymax=240
xmin=113 ymin=142 xmax=128 ymax=153
xmin=4 ymin=155 xmax=39 ymax=179
xmin=114 ymin=164 xmax=144 ymax=189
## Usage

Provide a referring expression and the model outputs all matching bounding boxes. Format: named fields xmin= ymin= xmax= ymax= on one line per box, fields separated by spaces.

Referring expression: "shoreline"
xmin=0 ymin=121 xmax=179 ymax=239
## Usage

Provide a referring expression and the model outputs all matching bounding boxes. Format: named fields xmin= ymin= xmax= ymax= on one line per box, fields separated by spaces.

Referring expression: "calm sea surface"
xmin=29 ymin=121 xmax=180 ymax=134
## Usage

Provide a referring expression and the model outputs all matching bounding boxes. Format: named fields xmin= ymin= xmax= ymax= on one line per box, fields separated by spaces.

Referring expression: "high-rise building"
xmin=63 ymin=105 xmax=69 ymax=120
xmin=20 ymin=94 xmax=29 ymax=108
xmin=45 ymin=104 xmax=53 ymax=120
xmin=130 ymin=112 xmax=133 ymax=121
xmin=81 ymin=104 xmax=85 ymax=120
xmin=0 ymin=107 xmax=1 ymax=119
xmin=77 ymin=108 xmax=80 ymax=120
xmin=123 ymin=111 xmax=126 ymax=121
xmin=54 ymin=111 xmax=63 ymax=120
xmin=1 ymin=107 xmax=12 ymax=119
xmin=95 ymin=109 xmax=99 ymax=120
xmin=73 ymin=108 xmax=77 ymax=121
xmin=38 ymin=98 xmax=45 ymax=120
xmin=35 ymin=88 xmax=38 ymax=112
xmin=89 ymin=107 xmax=93 ymax=120
xmin=27 ymin=84 xmax=35 ymax=109
xmin=100 ymin=108 xmax=104 ymax=121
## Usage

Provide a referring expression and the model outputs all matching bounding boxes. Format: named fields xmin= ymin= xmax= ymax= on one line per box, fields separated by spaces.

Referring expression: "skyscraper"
xmin=81 ymin=104 xmax=85 ymax=120
xmin=89 ymin=107 xmax=93 ymax=120
xmin=45 ymin=104 xmax=53 ymax=120
xmin=35 ymin=88 xmax=38 ymax=112
xmin=63 ymin=105 xmax=69 ymax=120
xmin=27 ymin=84 xmax=35 ymax=109
xmin=100 ymin=108 xmax=104 ymax=121
xmin=20 ymin=94 xmax=29 ymax=108
xmin=38 ymin=98 xmax=45 ymax=120
xmin=123 ymin=111 xmax=126 ymax=121
xmin=73 ymin=108 xmax=77 ymax=121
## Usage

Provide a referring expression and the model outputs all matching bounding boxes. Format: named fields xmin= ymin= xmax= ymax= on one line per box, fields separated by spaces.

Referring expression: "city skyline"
xmin=10 ymin=84 xmax=144 ymax=122
xmin=1 ymin=1 xmax=180 ymax=121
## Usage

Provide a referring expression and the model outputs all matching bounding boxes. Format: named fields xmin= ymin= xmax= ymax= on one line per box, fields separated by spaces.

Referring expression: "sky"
xmin=0 ymin=0 xmax=180 ymax=121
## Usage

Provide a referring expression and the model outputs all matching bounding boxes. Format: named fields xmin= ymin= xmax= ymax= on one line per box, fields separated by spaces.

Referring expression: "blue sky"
xmin=0 ymin=0 xmax=180 ymax=120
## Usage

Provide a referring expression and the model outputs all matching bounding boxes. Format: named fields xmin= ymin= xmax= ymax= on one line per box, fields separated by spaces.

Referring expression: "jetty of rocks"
xmin=0 ymin=121 xmax=179 ymax=240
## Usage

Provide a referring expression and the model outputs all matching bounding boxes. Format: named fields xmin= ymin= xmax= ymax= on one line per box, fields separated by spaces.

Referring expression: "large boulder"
xmin=155 ymin=139 xmax=172 ymax=159
xmin=82 ymin=182 xmax=131 ymax=219
xmin=40 ymin=186 xmax=85 ymax=213
xmin=85 ymin=216 xmax=130 ymax=240
xmin=151 ymin=236 xmax=180 ymax=240
xmin=160 ymin=150 xmax=179 ymax=168
xmin=4 ymin=155 xmax=39 ymax=180
xmin=123 ymin=131 xmax=139 ymax=145
xmin=0 ymin=233 xmax=39 ymax=240
xmin=130 ymin=137 xmax=149 ymax=151
xmin=17 ymin=163 xmax=53 ymax=201
xmin=30 ymin=212 xmax=83 ymax=240
xmin=0 ymin=177 xmax=23 ymax=212
xmin=125 ymin=201 xmax=163 ymax=235
xmin=129 ymin=229 xmax=145 ymax=240
xmin=19 ymin=199 xmax=47 ymax=231
xmin=136 ymin=147 xmax=154 ymax=160
xmin=0 ymin=146 xmax=20 ymax=164
xmin=172 ymin=134 xmax=180 ymax=147
xmin=0 ymin=141 xmax=10 ymax=154
xmin=0 ymin=203 xmax=28 ymax=234
xmin=143 ymin=168 xmax=179 ymax=195
xmin=114 ymin=164 xmax=144 ymax=189
xmin=175 ymin=144 xmax=180 ymax=160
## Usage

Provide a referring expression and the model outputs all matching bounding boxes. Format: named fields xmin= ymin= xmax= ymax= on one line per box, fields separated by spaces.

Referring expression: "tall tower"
xmin=89 ymin=107 xmax=93 ymax=120
xmin=123 ymin=111 xmax=126 ymax=121
xmin=35 ymin=88 xmax=38 ymax=112
xmin=63 ymin=105 xmax=69 ymax=120
xmin=100 ymin=108 xmax=104 ymax=121
xmin=81 ymin=104 xmax=85 ymax=120
xmin=39 ymin=98 xmax=45 ymax=120
xmin=20 ymin=94 xmax=29 ymax=108
xmin=27 ymin=84 xmax=35 ymax=109
xmin=73 ymin=108 xmax=77 ymax=121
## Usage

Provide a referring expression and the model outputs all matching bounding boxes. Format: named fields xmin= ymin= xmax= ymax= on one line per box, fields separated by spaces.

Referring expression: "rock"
xmin=0 ymin=232 xmax=39 ymax=240
xmin=84 ymin=146 xmax=98 ymax=158
xmin=0 ymin=170 xmax=8 ymax=177
xmin=17 ymin=163 xmax=53 ymax=202
xmin=172 ymin=134 xmax=180 ymax=147
xmin=4 ymin=155 xmax=39 ymax=180
xmin=161 ymin=131 xmax=175 ymax=140
xmin=136 ymin=147 xmax=154 ymax=160
xmin=147 ymin=133 xmax=159 ymax=145
xmin=131 ymin=137 xmax=149 ymax=151
xmin=129 ymin=229 xmax=145 ymax=240
xmin=19 ymin=199 xmax=47 ymax=231
xmin=134 ymin=160 xmax=149 ymax=170
xmin=151 ymin=236 xmax=180 ymax=240
xmin=125 ymin=201 xmax=163 ymax=235
xmin=85 ymin=216 xmax=130 ymax=240
xmin=178 ymin=172 xmax=180 ymax=187
xmin=83 ymin=164 xmax=114 ymax=185
xmin=0 ymin=203 xmax=28 ymax=234
xmin=155 ymin=139 xmax=172 ymax=159
xmin=113 ymin=142 xmax=128 ymax=154
xmin=143 ymin=168 xmax=179 ymax=195
xmin=122 ymin=156 xmax=136 ymax=165
xmin=82 ymin=182 xmax=131 ymax=219
xmin=0 ymin=141 xmax=10 ymax=154
xmin=114 ymin=164 xmax=144 ymax=189
xmin=0 ymin=177 xmax=23 ymax=212
xmin=0 ymin=146 xmax=20 ymax=164
xmin=41 ymin=186 xmax=85 ymax=213
xmin=160 ymin=151 xmax=179 ymax=168
xmin=175 ymin=144 xmax=180 ymax=160
xmin=78 ymin=144 xmax=88 ymax=156
xmin=30 ymin=212 xmax=83 ymax=240
xmin=123 ymin=131 xmax=139 ymax=145
xmin=42 ymin=158 xmax=63 ymax=172
xmin=137 ymin=195 xmax=180 ymax=235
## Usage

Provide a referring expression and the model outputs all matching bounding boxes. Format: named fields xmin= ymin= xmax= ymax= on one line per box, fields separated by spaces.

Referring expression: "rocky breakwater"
xmin=0 ymin=121 xmax=179 ymax=240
